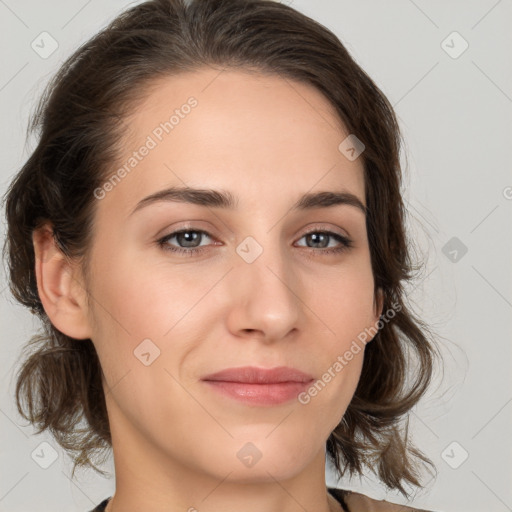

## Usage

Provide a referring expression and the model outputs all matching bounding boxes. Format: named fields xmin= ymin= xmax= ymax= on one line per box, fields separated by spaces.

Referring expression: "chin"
xmin=205 ymin=436 xmax=319 ymax=482
xmin=222 ymin=459 xmax=307 ymax=484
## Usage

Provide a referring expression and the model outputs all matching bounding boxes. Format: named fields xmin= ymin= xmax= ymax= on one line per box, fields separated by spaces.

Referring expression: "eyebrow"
xmin=129 ymin=186 xmax=367 ymax=217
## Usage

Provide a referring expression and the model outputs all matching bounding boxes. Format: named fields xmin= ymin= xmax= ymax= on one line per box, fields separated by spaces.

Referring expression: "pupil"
xmin=310 ymin=233 xmax=327 ymax=248
xmin=180 ymin=231 xmax=199 ymax=247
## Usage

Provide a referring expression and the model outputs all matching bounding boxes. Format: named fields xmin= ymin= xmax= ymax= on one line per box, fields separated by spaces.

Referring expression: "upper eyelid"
xmin=161 ymin=226 xmax=350 ymax=244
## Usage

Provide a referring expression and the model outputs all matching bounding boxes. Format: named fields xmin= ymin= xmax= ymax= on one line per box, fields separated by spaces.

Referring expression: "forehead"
xmin=99 ymin=68 xmax=365 ymax=220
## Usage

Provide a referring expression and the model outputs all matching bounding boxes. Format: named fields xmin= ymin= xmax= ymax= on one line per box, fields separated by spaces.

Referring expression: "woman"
xmin=3 ymin=0 xmax=438 ymax=510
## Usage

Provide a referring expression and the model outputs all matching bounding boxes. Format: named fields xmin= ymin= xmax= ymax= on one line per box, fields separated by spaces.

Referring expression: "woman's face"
xmin=81 ymin=68 xmax=382 ymax=484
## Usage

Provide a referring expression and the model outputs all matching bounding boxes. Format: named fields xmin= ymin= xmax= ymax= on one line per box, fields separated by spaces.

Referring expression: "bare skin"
xmin=33 ymin=68 xmax=383 ymax=512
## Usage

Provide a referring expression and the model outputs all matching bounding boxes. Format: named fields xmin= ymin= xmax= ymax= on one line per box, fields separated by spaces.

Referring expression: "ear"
xmin=365 ymin=287 xmax=384 ymax=344
xmin=373 ymin=287 xmax=384 ymax=323
xmin=32 ymin=224 xmax=93 ymax=340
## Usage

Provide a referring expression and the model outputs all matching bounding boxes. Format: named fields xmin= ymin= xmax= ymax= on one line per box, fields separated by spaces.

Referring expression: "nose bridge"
xmin=228 ymin=229 xmax=301 ymax=338
xmin=236 ymin=226 xmax=291 ymax=287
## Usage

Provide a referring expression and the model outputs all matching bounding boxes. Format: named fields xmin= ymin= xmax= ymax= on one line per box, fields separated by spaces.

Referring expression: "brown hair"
xmin=2 ymin=0 xmax=438 ymax=497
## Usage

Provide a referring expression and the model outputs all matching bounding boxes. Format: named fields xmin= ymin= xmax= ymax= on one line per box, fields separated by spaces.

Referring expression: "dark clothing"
xmin=90 ymin=488 xmax=349 ymax=511
xmin=90 ymin=487 xmax=436 ymax=511
xmin=90 ymin=498 xmax=109 ymax=512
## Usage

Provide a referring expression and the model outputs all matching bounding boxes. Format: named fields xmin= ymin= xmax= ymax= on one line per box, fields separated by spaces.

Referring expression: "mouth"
xmin=201 ymin=366 xmax=314 ymax=406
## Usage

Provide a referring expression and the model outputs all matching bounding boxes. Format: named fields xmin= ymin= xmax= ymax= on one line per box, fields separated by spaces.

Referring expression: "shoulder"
xmin=344 ymin=490 xmax=433 ymax=512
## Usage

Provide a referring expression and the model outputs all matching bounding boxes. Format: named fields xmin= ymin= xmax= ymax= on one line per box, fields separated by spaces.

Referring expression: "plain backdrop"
xmin=1 ymin=1 xmax=511 ymax=511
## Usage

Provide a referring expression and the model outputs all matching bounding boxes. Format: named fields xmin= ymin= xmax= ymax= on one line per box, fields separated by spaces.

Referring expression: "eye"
xmin=157 ymin=229 xmax=214 ymax=257
xmin=156 ymin=228 xmax=353 ymax=257
xmin=295 ymin=229 xmax=353 ymax=255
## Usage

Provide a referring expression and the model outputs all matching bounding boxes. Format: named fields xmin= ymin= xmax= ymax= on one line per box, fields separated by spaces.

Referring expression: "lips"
xmin=201 ymin=366 xmax=315 ymax=406
xmin=201 ymin=365 xmax=314 ymax=384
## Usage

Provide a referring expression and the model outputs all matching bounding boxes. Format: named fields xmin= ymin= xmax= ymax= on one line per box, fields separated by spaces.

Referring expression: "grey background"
xmin=1 ymin=1 xmax=511 ymax=511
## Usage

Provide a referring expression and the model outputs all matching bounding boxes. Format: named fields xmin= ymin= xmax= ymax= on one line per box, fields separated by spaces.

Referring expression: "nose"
xmin=224 ymin=241 xmax=302 ymax=344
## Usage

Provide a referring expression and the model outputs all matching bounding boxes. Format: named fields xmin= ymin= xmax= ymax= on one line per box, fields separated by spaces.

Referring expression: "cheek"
xmin=88 ymin=248 xmax=185 ymax=335
xmin=307 ymin=258 xmax=377 ymax=343
xmin=86 ymin=248 xmax=218 ymax=383
xmin=84 ymin=245 xmax=166 ymax=372
xmin=294 ymin=262 xmax=376 ymax=424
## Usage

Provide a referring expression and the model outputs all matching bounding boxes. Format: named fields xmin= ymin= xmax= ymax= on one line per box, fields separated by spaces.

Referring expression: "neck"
xmin=104 ymin=422 xmax=341 ymax=512
xmin=102 ymin=383 xmax=343 ymax=512
xmin=106 ymin=493 xmax=343 ymax=512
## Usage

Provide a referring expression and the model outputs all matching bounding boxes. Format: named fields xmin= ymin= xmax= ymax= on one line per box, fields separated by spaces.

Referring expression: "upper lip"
xmin=202 ymin=366 xmax=314 ymax=384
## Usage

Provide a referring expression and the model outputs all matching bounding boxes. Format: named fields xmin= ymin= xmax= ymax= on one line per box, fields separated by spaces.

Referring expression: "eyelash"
xmin=156 ymin=228 xmax=354 ymax=257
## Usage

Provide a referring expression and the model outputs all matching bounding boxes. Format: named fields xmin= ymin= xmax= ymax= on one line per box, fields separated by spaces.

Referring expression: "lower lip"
xmin=203 ymin=380 xmax=313 ymax=406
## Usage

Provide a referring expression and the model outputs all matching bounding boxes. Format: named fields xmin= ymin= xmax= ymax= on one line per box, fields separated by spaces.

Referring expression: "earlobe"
xmin=32 ymin=224 xmax=92 ymax=340
xmin=374 ymin=287 xmax=384 ymax=322
xmin=366 ymin=288 xmax=385 ymax=344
